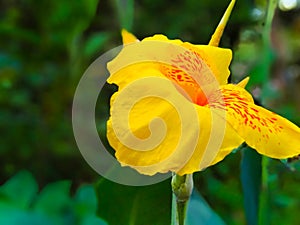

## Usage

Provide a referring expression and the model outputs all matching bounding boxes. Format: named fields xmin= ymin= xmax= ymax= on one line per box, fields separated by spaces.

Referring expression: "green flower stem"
xmin=261 ymin=0 xmax=278 ymax=79
xmin=258 ymin=1 xmax=277 ymax=225
xmin=171 ymin=173 xmax=193 ymax=225
xmin=263 ymin=0 xmax=278 ymax=38
xmin=258 ymin=156 xmax=270 ymax=225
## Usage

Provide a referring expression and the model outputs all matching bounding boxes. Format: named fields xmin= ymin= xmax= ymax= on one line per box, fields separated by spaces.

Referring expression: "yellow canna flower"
xmin=106 ymin=0 xmax=300 ymax=176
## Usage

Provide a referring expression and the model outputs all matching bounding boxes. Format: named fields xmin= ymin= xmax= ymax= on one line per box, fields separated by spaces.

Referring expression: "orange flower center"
xmin=159 ymin=63 xmax=209 ymax=106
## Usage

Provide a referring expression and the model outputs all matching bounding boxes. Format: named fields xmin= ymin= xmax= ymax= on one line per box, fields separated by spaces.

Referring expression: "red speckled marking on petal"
xmin=219 ymin=87 xmax=284 ymax=136
xmin=206 ymin=84 xmax=300 ymax=159
xmin=160 ymin=65 xmax=197 ymax=87
xmin=159 ymin=50 xmax=215 ymax=106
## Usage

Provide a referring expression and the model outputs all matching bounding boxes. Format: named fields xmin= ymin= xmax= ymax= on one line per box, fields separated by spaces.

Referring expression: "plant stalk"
xmin=171 ymin=173 xmax=193 ymax=225
xmin=258 ymin=156 xmax=270 ymax=225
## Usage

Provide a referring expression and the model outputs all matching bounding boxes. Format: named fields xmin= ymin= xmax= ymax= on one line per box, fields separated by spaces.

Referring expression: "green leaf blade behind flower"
xmin=240 ymin=146 xmax=262 ymax=225
xmin=186 ymin=190 xmax=226 ymax=225
xmin=83 ymin=32 xmax=111 ymax=58
xmin=95 ymin=178 xmax=171 ymax=225
xmin=0 ymin=170 xmax=38 ymax=209
xmin=113 ymin=0 xmax=134 ymax=30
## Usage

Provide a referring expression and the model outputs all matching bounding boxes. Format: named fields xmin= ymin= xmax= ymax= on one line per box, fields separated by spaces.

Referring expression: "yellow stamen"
xmin=209 ymin=0 xmax=236 ymax=46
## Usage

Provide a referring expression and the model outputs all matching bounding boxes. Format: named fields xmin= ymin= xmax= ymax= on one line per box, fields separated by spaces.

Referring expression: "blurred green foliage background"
xmin=1 ymin=0 xmax=300 ymax=224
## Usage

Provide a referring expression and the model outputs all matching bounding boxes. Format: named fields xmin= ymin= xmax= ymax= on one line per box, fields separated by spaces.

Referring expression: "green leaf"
xmin=114 ymin=0 xmax=134 ymax=30
xmin=0 ymin=170 xmax=38 ymax=209
xmin=0 ymin=202 xmax=54 ymax=225
xmin=96 ymin=177 xmax=171 ymax=225
xmin=81 ymin=215 xmax=108 ymax=225
xmin=33 ymin=181 xmax=72 ymax=224
xmin=186 ymin=190 xmax=226 ymax=225
xmin=75 ymin=185 xmax=108 ymax=225
xmin=240 ymin=146 xmax=262 ymax=225
xmin=74 ymin=185 xmax=97 ymax=216
xmin=280 ymin=157 xmax=300 ymax=172
xmin=83 ymin=32 xmax=110 ymax=58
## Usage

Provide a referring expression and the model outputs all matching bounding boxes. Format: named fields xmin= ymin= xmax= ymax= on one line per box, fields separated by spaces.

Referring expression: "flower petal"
xmin=121 ymin=29 xmax=139 ymax=44
xmin=237 ymin=77 xmax=250 ymax=88
xmin=142 ymin=34 xmax=232 ymax=85
xmin=208 ymin=122 xmax=244 ymax=166
xmin=187 ymin=44 xmax=232 ymax=85
xmin=108 ymin=40 xmax=231 ymax=104
xmin=178 ymin=107 xmax=244 ymax=174
xmin=208 ymin=0 xmax=236 ymax=47
xmin=143 ymin=34 xmax=184 ymax=45
xmin=107 ymin=75 xmax=243 ymax=175
xmin=107 ymin=76 xmax=201 ymax=175
xmin=212 ymin=84 xmax=300 ymax=159
xmin=107 ymin=42 xmax=205 ymax=103
xmin=107 ymin=62 xmax=164 ymax=88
